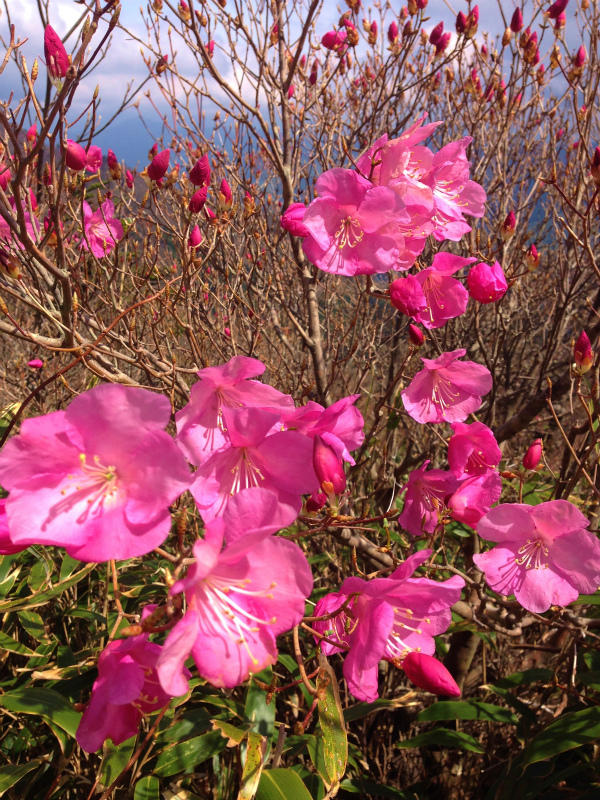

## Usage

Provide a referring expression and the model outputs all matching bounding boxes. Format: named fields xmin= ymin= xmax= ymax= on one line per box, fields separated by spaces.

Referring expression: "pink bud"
xmin=300 ymin=54 xmax=307 ymax=69
xmin=313 ymin=435 xmax=346 ymax=495
xmin=64 ymin=139 xmax=87 ymax=171
xmin=408 ymin=323 xmax=424 ymax=346
xmin=224 ymin=327 xmax=231 ymax=337
xmin=243 ymin=191 xmax=254 ymax=212
xmin=27 ymin=188 xmax=38 ymax=213
xmin=501 ymin=211 xmax=516 ymax=241
xmin=204 ymin=206 xmax=216 ymax=222
xmin=429 ymin=21 xmax=444 ymax=45
xmin=280 ymin=203 xmax=309 ymax=237
xmin=309 ymin=59 xmax=319 ymax=85
xmin=510 ymin=8 xmax=523 ymax=32
xmin=148 ymin=143 xmax=158 ymax=160
xmin=306 ymin=492 xmax=328 ymax=514
xmin=322 ymin=30 xmax=347 ymax=52
xmin=178 ymin=0 xmax=191 ymax=20
xmin=207 ymin=40 xmax=215 ymax=57
xmin=591 ymin=147 xmax=600 ymax=187
xmin=574 ymin=45 xmax=586 ymax=68
xmin=435 ymin=33 xmax=451 ymax=55
xmin=402 ymin=652 xmax=461 ymax=696
xmin=0 ymin=247 xmax=21 ymax=279
xmin=27 ymin=358 xmax=44 ymax=369
xmin=456 ymin=11 xmax=467 ymax=33
xmin=147 ymin=148 xmax=170 ymax=182
xmin=389 ymin=276 xmax=427 ymax=317
xmin=523 ymin=439 xmax=543 ymax=471
xmin=26 ymin=124 xmax=37 ymax=146
xmin=554 ymin=11 xmax=566 ymax=30
xmin=218 ymin=178 xmax=232 ymax=210
xmin=288 ymin=83 xmax=295 ymax=98
xmin=481 ymin=44 xmax=488 ymax=56
xmin=44 ymin=25 xmax=69 ymax=81
xmin=126 ymin=170 xmax=134 ymax=188
xmin=189 ymin=154 xmax=211 ymax=187
xmin=547 ymin=0 xmax=569 ymax=19
xmin=189 ymin=185 xmax=208 ymax=214
xmin=388 ymin=21 xmax=399 ymax=43
xmin=467 ymin=261 xmax=508 ymax=304
xmin=574 ymin=331 xmax=593 ymax=373
xmin=525 ymin=243 xmax=539 ymax=270
xmin=0 ymin=162 xmax=9 ymax=191
xmin=188 ymin=224 xmax=203 ymax=248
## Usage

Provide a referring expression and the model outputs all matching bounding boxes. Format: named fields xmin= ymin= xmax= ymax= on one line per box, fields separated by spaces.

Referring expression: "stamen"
xmin=334 ymin=216 xmax=364 ymax=249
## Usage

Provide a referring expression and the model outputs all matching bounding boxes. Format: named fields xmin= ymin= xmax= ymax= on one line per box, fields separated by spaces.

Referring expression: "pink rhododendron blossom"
xmin=448 ymin=470 xmax=502 ymax=528
xmin=81 ymin=199 xmax=124 ymax=258
xmin=190 ymin=406 xmax=317 ymax=521
xmin=389 ymin=275 xmax=427 ymax=317
xmin=280 ymin=203 xmax=310 ymax=237
xmin=85 ymin=146 xmax=103 ymax=173
xmin=218 ymin=179 xmax=233 ymax=210
xmin=474 ymin=501 xmax=600 ymax=613
xmin=448 ymin=421 xmax=501 ymax=477
xmin=0 ymin=384 xmax=190 ymax=561
xmin=401 ymin=349 xmax=492 ymax=424
xmin=412 ymin=253 xmax=475 ymax=329
xmin=77 ymin=607 xmax=190 ymax=752
xmin=0 ymin=499 xmax=25 ymax=555
xmin=176 ymin=356 xmax=294 ymax=465
xmin=313 ymin=550 xmax=464 ymax=701
xmin=399 ymin=461 xmax=458 ymax=536
xmin=402 ymin=652 xmax=460 ymax=696
xmin=467 ymin=261 xmax=508 ymax=304
xmin=0 ymin=201 xmax=38 ymax=245
xmin=26 ymin=125 xmax=37 ymax=146
xmin=157 ymin=489 xmax=312 ymax=691
xmin=302 ymin=168 xmax=409 ymax=276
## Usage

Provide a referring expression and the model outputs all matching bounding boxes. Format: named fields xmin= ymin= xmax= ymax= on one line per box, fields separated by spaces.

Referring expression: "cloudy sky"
xmin=0 ymin=1 xmax=584 ymax=167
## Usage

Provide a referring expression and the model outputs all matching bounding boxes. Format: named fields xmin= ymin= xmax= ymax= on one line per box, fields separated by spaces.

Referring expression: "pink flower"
xmin=188 ymin=224 xmax=202 ymax=248
xmin=412 ymin=252 xmax=475 ymax=329
xmin=448 ymin=421 xmax=501 ymax=478
xmin=402 ymin=652 xmax=460 ymax=696
xmin=189 ymin=154 xmax=211 ymax=187
xmin=176 ymin=356 xmax=294 ymax=465
xmin=401 ymin=349 xmax=492 ymax=424
xmin=0 ymin=384 xmax=190 ymax=562
xmin=313 ymin=550 xmax=464 ymax=702
xmin=399 ymin=461 xmax=458 ymax=536
xmin=64 ymin=140 xmax=87 ymax=171
xmin=81 ymin=199 xmax=124 ymax=258
xmin=157 ymin=489 xmax=312 ymax=691
xmin=388 ymin=21 xmax=399 ymax=44
xmin=321 ymin=30 xmax=347 ymax=52
xmin=44 ymin=25 xmax=69 ymax=82
xmin=390 ymin=275 xmax=427 ymax=317
xmin=190 ymin=406 xmax=317 ymax=521
xmin=85 ymin=146 xmax=103 ymax=173
xmin=302 ymin=169 xmax=408 ymax=276
xmin=526 ymin=244 xmax=539 ymax=270
xmin=27 ymin=358 xmax=44 ymax=369
xmin=0 ymin=161 xmax=10 ymax=191
xmin=147 ymin=149 xmax=170 ymax=182
xmin=0 ymin=499 xmax=26 ymax=555
xmin=456 ymin=11 xmax=468 ymax=33
xmin=280 ymin=203 xmax=310 ymax=237
xmin=546 ymin=0 xmax=569 ymax=19
xmin=26 ymin=125 xmax=37 ymax=146
xmin=474 ymin=501 xmax=600 ymax=613
xmin=448 ymin=470 xmax=502 ymax=528
xmin=77 ymin=607 xmax=191 ymax=752
xmin=467 ymin=260 xmax=508 ymax=304
xmin=522 ymin=439 xmax=543 ymax=471
xmin=573 ymin=45 xmax=586 ymax=68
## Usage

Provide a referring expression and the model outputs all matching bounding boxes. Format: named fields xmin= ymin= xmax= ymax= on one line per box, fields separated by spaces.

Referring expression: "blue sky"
xmin=0 ymin=1 xmax=584 ymax=167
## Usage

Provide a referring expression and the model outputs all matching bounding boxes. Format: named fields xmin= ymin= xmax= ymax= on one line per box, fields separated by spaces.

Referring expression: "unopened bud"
xmin=525 ymin=243 xmax=539 ymax=271
xmin=0 ymin=247 xmax=21 ymax=280
xmin=522 ymin=439 xmax=543 ymax=471
xmin=501 ymin=211 xmax=516 ymax=241
xmin=408 ymin=323 xmax=424 ymax=346
xmin=314 ymin=435 xmax=346 ymax=495
xmin=402 ymin=652 xmax=460 ymax=697
xmin=591 ymin=147 xmax=600 ymax=187
xmin=31 ymin=58 xmax=39 ymax=82
xmin=574 ymin=331 xmax=593 ymax=373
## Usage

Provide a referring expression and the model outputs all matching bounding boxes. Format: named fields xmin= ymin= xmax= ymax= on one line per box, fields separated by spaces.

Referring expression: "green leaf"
xmin=211 ymin=719 xmax=253 ymax=746
xmin=239 ymin=731 xmax=266 ymax=800
xmin=18 ymin=611 xmax=47 ymax=642
xmin=418 ymin=700 xmax=518 ymax=724
xmin=0 ymin=630 xmax=35 ymax=657
xmin=153 ymin=730 xmax=227 ymax=777
xmin=521 ymin=706 xmax=600 ymax=767
xmin=255 ymin=768 xmax=313 ymax=800
xmin=317 ymin=657 xmax=347 ymax=785
xmin=339 ymin=779 xmax=411 ymax=798
xmin=0 ymin=688 xmax=81 ymax=754
xmin=244 ymin=667 xmax=275 ymax=756
xmin=27 ymin=560 xmax=48 ymax=592
xmin=492 ymin=668 xmax=553 ymax=689
xmin=572 ymin=594 xmax=600 ymax=604
xmin=302 ymin=774 xmax=325 ymax=800
xmin=133 ymin=775 xmax=160 ymax=800
xmin=99 ymin=736 xmax=136 ymax=790
xmin=343 ymin=699 xmax=400 ymax=722
xmin=306 ymin=735 xmax=329 ymax=786
xmin=396 ymin=729 xmax=484 ymax=753
xmin=0 ymin=563 xmax=96 ymax=613
xmin=0 ymin=758 xmax=45 ymax=795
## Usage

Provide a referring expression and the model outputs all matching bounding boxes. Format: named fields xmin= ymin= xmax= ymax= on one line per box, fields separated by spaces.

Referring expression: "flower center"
xmin=384 ymin=606 xmax=431 ymax=661
xmin=422 ymin=273 xmax=445 ymax=313
xmin=431 ymin=374 xmax=461 ymax=416
xmin=229 ymin=449 xmax=266 ymax=495
xmin=56 ymin=453 xmax=120 ymax=521
xmin=334 ymin=216 xmax=364 ymax=249
xmin=515 ymin=538 xmax=549 ymax=569
xmin=198 ymin=574 xmax=278 ymax=666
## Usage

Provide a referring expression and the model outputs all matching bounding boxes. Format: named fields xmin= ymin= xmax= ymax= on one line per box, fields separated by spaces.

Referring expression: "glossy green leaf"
xmin=0 ymin=758 xmax=45 ymax=795
xmin=0 ymin=563 xmax=96 ymax=613
xmin=99 ymin=736 xmax=136 ymax=790
xmin=153 ymin=730 xmax=227 ymax=777
xmin=18 ymin=610 xmax=47 ymax=642
xmin=244 ymin=667 xmax=276 ymax=744
xmin=492 ymin=668 xmax=553 ymax=690
xmin=0 ymin=687 xmax=81 ymax=741
xmin=306 ymin=735 xmax=329 ymax=786
xmin=239 ymin=731 xmax=266 ymax=800
xmin=255 ymin=768 xmax=313 ymax=800
xmin=396 ymin=728 xmax=484 ymax=753
xmin=211 ymin=719 xmax=253 ymax=746
xmin=0 ymin=630 xmax=35 ymax=657
xmin=418 ymin=700 xmax=518 ymax=724
xmin=317 ymin=657 xmax=347 ymax=785
xmin=133 ymin=775 xmax=160 ymax=800
xmin=340 ymin=779 xmax=410 ymax=798
xmin=521 ymin=706 xmax=600 ymax=767
xmin=343 ymin=699 xmax=400 ymax=722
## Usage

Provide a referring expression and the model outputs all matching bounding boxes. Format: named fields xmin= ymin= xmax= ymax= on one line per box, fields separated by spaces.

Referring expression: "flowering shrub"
xmin=0 ymin=1 xmax=600 ymax=798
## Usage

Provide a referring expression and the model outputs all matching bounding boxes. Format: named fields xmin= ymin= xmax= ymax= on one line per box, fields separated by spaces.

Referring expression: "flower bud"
xmin=44 ymin=25 xmax=69 ymax=82
xmin=178 ymin=0 xmax=191 ymax=21
xmin=574 ymin=331 xmax=593 ymax=373
xmin=147 ymin=148 xmax=170 ymax=182
xmin=322 ymin=30 xmax=347 ymax=52
xmin=502 ymin=27 xmax=512 ymax=46
xmin=455 ymin=11 xmax=467 ymax=34
xmin=389 ymin=276 xmax=427 ymax=317
xmin=107 ymin=148 xmax=121 ymax=180
xmin=309 ymin=59 xmax=319 ymax=85
xmin=189 ymin=154 xmax=211 ymax=187
xmin=189 ymin=186 xmax=208 ymax=214
xmin=218 ymin=179 xmax=232 ymax=211
xmin=64 ymin=139 xmax=87 ymax=171
xmin=156 ymin=54 xmax=169 ymax=75
xmin=510 ymin=8 xmax=523 ymax=33
xmin=0 ymin=247 xmax=21 ymax=280
xmin=207 ymin=40 xmax=215 ymax=58
xmin=402 ymin=652 xmax=461 ymax=696
xmin=554 ymin=11 xmax=566 ymax=31
xmin=546 ymin=0 xmax=568 ymax=19
xmin=126 ymin=170 xmax=134 ymax=189
xmin=591 ymin=147 xmax=600 ymax=187
xmin=501 ymin=211 xmax=516 ymax=241
xmin=26 ymin=124 xmax=37 ymax=146
xmin=188 ymin=224 xmax=203 ymax=249
xmin=408 ymin=323 xmax=424 ymax=346
xmin=243 ymin=191 xmax=254 ymax=213
xmin=523 ymin=439 xmax=543 ymax=471
xmin=204 ymin=206 xmax=217 ymax=224
xmin=467 ymin=261 xmax=508 ymax=304
xmin=525 ymin=243 xmax=539 ymax=270
xmin=152 ymin=0 xmax=163 ymax=11
xmin=429 ymin=21 xmax=444 ymax=46
xmin=313 ymin=435 xmax=346 ymax=495
xmin=306 ymin=491 xmax=327 ymax=514
xmin=280 ymin=203 xmax=309 ymax=237
xmin=388 ymin=21 xmax=399 ymax=44
xmin=27 ymin=358 xmax=44 ymax=369
xmin=573 ymin=45 xmax=586 ymax=69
